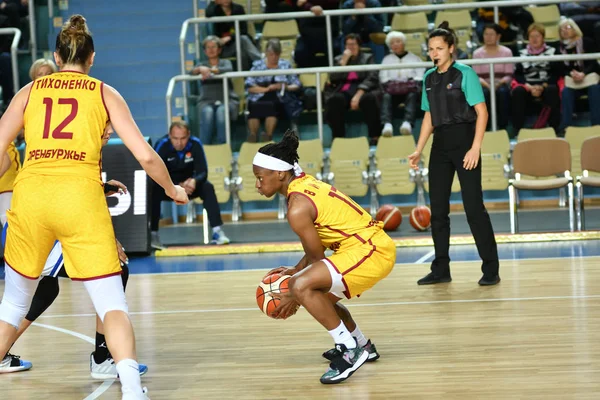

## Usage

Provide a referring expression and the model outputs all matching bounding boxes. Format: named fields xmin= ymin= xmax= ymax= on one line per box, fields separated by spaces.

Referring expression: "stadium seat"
xmin=297 ymin=138 xmax=324 ymax=179
xmin=527 ymin=5 xmax=560 ymax=41
xmin=576 ymin=136 xmax=600 ymax=230
xmin=390 ymin=12 xmax=428 ymax=60
xmin=329 ymin=137 xmax=370 ymax=197
xmin=508 ymin=138 xmax=574 ymax=233
xmin=374 ymin=135 xmax=416 ymax=196
xmin=260 ymin=20 xmax=300 ymax=63
xmin=517 ymin=127 xmax=557 ymax=142
xmin=434 ymin=10 xmax=475 ymax=52
xmin=481 ymin=130 xmax=510 ymax=191
xmin=564 ymin=126 xmax=600 ymax=178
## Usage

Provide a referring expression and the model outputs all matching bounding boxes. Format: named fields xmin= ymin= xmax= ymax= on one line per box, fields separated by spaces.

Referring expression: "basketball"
xmin=410 ymin=206 xmax=431 ymax=231
xmin=256 ymin=273 xmax=291 ymax=318
xmin=376 ymin=204 xmax=402 ymax=231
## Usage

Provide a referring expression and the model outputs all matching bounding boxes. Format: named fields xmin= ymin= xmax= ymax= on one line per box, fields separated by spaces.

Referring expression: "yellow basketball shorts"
xmin=4 ymin=176 xmax=122 ymax=280
xmin=325 ymin=230 xmax=396 ymax=298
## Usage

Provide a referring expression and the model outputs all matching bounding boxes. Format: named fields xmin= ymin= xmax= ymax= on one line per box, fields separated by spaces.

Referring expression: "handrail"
xmin=0 ymin=28 xmax=22 ymax=93
xmin=166 ymin=52 xmax=600 ymax=144
xmin=28 ymin=0 xmax=37 ymax=64
xmin=179 ymin=0 xmax=598 ymax=117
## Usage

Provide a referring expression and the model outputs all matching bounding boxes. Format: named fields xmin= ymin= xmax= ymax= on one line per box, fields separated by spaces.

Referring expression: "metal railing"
xmin=178 ymin=0 xmax=599 ymax=116
xmin=28 ymin=0 xmax=37 ymax=64
xmin=0 ymin=28 xmax=22 ymax=93
xmin=166 ymin=52 xmax=600 ymax=145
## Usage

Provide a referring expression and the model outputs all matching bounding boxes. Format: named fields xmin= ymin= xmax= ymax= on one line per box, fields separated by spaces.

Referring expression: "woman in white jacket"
xmin=379 ymin=31 xmax=425 ymax=136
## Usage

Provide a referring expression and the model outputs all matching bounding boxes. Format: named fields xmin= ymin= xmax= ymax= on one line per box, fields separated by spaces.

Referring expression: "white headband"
xmin=253 ymin=152 xmax=303 ymax=176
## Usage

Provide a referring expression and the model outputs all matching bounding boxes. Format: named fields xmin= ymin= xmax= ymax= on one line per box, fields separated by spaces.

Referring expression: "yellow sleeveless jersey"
xmin=19 ymin=71 xmax=109 ymax=184
xmin=0 ymin=142 xmax=20 ymax=193
xmin=287 ymin=174 xmax=383 ymax=252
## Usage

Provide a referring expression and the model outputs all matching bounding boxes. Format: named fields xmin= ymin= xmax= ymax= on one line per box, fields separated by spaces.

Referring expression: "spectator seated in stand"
xmin=379 ymin=31 xmax=424 ymax=137
xmin=191 ymin=36 xmax=239 ymax=145
xmin=150 ymin=121 xmax=230 ymax=249
xmin=341 ymin=0 xmax=385 ymax=48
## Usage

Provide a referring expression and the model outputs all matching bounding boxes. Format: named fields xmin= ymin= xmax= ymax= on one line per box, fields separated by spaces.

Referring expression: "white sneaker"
xmin=0 ymin=353 xmax=32 ymax=373
xmin=122 ymin=387 xmax=150 ymax=400
xmin=90 ymin=353 xmax=148 ymax=380
xmin=211 ymin=229 xmax=230 ymax=245
xmin=400 ymin=121 xmax=412 ymax=136
xmin=150 ymin=231 xmax=165 ymax=250
xmin=381 ymin=123 xmax=393 ymax=137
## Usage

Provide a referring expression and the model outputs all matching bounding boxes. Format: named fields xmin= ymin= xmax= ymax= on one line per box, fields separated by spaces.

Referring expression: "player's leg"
xmin=288 ymin=261 xmax=369 ymax=384
xmin=0 ymin=191 xmax=12 ymax=226
xmin=90 ymin=264 xmax=148 ymax=380
xmin=58 ymin=181 xmax=145 ymax=399
xmin=321 ymin=300 xmax=380 ymax=363
xmin=13 ymin=276 xmax=60 ymax=343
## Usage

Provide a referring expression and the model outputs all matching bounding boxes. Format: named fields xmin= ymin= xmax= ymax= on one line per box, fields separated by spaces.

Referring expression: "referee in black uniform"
xmin=408 ymin=22 xmax=500 ymax=286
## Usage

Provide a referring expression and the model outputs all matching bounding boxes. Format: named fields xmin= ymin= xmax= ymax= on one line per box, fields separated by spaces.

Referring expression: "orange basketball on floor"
xmin=256 ymin=273 xmax=291 ymax=318
xmin=376 ymin=204 xmax=402 ymax=231
xmin=410 ymin=206 xmax=431 ymax=231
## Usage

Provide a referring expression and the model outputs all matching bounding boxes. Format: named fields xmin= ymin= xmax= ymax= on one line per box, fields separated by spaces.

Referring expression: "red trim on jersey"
xmin=342 ymin=239 xmax=376 ymax=277
xmin=324 ymin=257 xmax=351 ymax=299
xmin=320 ymin=224 xmax=366 ymax=244
xmin=4 ymin=261 xmax=39 ymax=280
xmin=23 ymin=83 xmax=33 ymax=114
xmin=287 ymin=191 xmax=318 ymax=221
xmin=328 ymin=187 xmax=363 ymax=216
xmin=0 ymin=190 xmax=13 ymax=195
xmin=71 ymin=270 xmax=123 ymax=281
xmin=60 ymin=69 xmax=86 ymax=74
xmin=100 ymin=82 xmax=111 ymax=120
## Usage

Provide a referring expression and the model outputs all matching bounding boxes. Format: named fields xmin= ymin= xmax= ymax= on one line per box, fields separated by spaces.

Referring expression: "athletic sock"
xmin=351 ymin=326 xmax=368 ymax=347
xmin=328 ymin=321 xmax=356 ymax=349
xmin=116 ymin=359 xmax=143 ymax=396
xmin=94 ymin=332 xmax=110 ymax=363
xmin=212 ymin=226 xmax=221 ymax=234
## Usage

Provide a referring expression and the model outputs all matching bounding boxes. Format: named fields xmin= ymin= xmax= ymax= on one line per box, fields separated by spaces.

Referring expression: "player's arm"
xmin=288 ymin=195 xmax=325 ymax=271
xmin=102 ymin=84 xmax=187 ymax=204
xmin=0 ymin=83 xmax=30 ymax=178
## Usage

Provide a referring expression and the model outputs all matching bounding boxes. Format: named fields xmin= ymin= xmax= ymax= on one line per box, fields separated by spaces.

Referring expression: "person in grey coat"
xmin=191 ymin=36 xmax=239 ymax=145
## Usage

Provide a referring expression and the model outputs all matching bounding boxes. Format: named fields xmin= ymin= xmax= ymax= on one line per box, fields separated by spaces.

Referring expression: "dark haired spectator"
xmin=324 ymin=34 xmax=381 ymax=144
xmin=294 ymin=0 xmax=341 ymax=68
xmin=473 ymin=24 xmax=513 ymax=129
xmin=511 ymin=23 xmax=562 ymax=137
xmin=206 ymin=0 xmax=261 ymax=70
xmin=341 ymin=0 xmax=385 ymax=48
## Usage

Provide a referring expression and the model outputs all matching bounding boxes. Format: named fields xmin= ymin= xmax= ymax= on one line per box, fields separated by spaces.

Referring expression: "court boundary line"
xmin=35 ymin=293 xmax=600 ymax=320
xmin=31 ymin=322 xmax=115 ymax=400
xmin=128 ymin=254 xmax=600 ymax=276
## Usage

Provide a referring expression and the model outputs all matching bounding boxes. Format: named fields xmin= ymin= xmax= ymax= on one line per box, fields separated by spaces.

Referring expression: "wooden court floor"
xmin=3 ymin=256 xmax=600 ymax=399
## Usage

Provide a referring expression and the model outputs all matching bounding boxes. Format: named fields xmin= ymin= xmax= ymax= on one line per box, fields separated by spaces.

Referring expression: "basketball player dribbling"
xmin=0 ymin=14 xmax=188 ymax=400
xmin=253 ymin=130 xmax=397 ymax=384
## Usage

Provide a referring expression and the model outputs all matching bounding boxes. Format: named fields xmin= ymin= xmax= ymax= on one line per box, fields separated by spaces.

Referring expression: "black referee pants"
xmin=151 ymin=180 xmax=223 ymax=231
xmin=428 ymin=123 xmax=499 ymax=277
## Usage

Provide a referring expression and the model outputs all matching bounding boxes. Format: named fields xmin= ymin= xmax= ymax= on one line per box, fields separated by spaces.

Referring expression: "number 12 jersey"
xmin=20 ymin=70 xmax=109 ymax=184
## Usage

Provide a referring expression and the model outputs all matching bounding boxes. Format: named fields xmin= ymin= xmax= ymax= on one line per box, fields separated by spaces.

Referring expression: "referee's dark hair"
xmin=428 ymin=21 xmax=456 ymax=48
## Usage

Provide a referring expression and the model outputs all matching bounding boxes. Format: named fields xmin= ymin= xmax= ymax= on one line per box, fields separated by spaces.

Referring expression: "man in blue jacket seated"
xmin=151 ymin=121 xmax=230 ymax=249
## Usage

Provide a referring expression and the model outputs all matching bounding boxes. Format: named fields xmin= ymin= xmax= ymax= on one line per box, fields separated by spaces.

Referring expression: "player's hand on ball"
xmin=264 ymin=266 xmax=297 ymax=278
xmin=271 ymin=292 xmax=300 ymax=320
xmin=169 ymin=185 xmax=189 ymax=205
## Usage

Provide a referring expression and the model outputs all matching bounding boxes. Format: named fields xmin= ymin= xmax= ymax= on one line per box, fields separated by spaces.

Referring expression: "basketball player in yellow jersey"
xmin=0 ymin=15 xmax=187 ymax=400
xmin=0 ymin=141 xmax=19 ymax=225
xmin=253 ymin=130 xmax=396 ymax=385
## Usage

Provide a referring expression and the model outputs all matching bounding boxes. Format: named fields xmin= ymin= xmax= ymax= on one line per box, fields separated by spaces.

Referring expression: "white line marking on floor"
xmin=414 ymin=250 xmax=435 ymax=264
xmin=31 ymin=322 xmax=115 ymax=400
